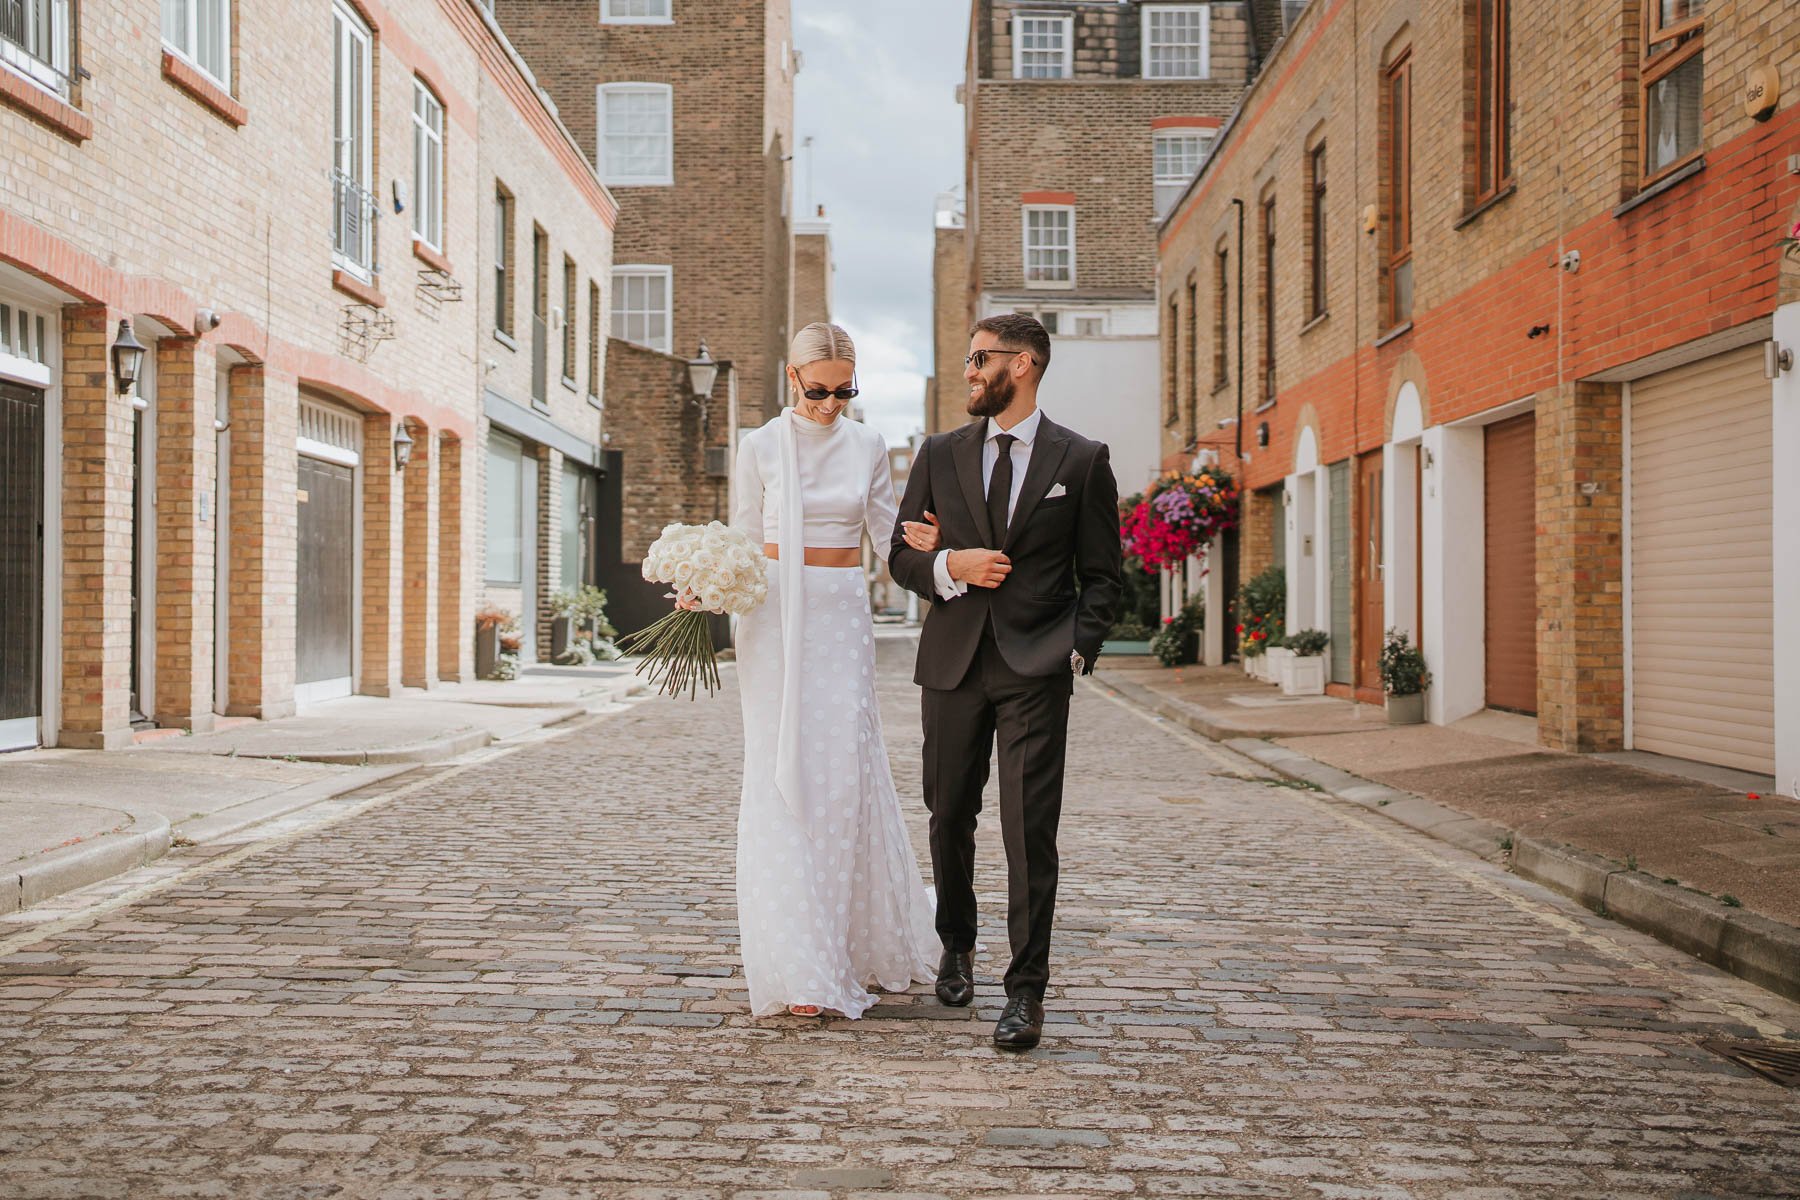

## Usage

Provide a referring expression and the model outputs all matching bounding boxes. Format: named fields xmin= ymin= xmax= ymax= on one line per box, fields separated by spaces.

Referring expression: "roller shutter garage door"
xmin=1629 ymin=345 xmax=1773 ymax=774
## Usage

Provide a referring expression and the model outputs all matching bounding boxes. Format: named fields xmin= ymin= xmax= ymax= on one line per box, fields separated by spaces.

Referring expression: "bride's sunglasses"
xmin=798 ymin=374 xmax=859 ymax=402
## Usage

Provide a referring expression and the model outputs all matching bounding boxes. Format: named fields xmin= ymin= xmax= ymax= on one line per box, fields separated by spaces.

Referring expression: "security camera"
xmin=194 ymin=308 xmax=222 ymax=333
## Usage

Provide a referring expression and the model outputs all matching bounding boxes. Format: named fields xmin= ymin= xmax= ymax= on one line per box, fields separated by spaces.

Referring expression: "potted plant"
xmin=495 ymin=627 xmax=524 ymax=680
xmin=474 ymin=604 xmax=513 ymax=680
xmin=1234 ymin=566 xmax=1285 ymax=681
xmin=549 ymin=585 xmax=620 ymax=664
xmin=1150 ymin=599 xmax=1203 ymax=667
xmin=1380 ymin=627 xmax=1431 ymax=724
xmin=1280 ymin=629 xmax=1329 ymax=695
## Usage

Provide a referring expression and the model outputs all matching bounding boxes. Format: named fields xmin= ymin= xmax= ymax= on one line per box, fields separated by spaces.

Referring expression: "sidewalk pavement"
xmin=1095 ymin=655 xmax=1800 ymax=1003
xmin=0 ymin=663 xmax=648 ymax=914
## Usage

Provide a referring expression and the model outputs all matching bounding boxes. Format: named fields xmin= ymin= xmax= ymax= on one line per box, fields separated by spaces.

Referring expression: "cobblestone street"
xmin=3 ymin=635 xmax=1799 ymax=1199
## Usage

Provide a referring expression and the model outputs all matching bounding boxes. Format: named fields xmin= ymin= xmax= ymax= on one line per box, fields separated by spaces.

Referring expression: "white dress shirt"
xmin=932 ymin=408 xmax=1043 ymax=600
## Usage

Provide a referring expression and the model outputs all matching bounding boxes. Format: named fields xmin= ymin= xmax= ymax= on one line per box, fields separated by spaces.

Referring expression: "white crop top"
xmin=732 ymin=408 xmax=898 ymax=560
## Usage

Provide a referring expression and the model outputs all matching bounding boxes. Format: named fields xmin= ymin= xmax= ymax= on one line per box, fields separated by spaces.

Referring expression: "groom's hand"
xmin=947 ymin=548 xmax=1011 ymax=589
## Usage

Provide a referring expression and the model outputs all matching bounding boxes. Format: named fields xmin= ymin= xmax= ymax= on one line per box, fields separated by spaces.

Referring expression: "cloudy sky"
xmin=793 ymin=0 xmax=968 ymax=446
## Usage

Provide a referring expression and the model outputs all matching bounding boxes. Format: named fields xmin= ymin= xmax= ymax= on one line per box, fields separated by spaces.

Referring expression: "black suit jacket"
xmin=890 ymin=415 xmax=1124 ymax=690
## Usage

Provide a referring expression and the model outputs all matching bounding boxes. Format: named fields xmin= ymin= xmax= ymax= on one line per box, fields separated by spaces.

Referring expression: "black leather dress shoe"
xmin=992 ymin=993 xmax=1044 ymax=1050
xmin=935 ymin=950 xmax=974 ymax=1007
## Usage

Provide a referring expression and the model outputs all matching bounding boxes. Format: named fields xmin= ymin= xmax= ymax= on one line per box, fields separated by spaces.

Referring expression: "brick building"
xmin=0 ymin=0 xmax=615 ymax=751
xmin=938 ymin=0 xmax=1274 ymax=493
xmin=1157 ymin=0 xmax=1800 ymax=787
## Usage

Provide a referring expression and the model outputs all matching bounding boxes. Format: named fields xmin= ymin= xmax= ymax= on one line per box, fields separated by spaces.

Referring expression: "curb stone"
xmin=8 ymin=810 xmax=172 ymax=913
xmin=1097 ymin=669 xmax=1800 ymax=1005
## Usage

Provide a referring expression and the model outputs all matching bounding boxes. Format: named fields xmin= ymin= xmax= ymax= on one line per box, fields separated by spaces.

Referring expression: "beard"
xmin=967 ymin=369 xmax=1015 ymax=418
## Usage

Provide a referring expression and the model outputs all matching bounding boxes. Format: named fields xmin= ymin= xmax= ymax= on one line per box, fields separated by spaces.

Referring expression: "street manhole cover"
xmin=1699 ymin=1039 xmax=1800 ymax=1087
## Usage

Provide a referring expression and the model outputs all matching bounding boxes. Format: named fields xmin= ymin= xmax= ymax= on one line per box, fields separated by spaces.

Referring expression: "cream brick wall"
xmin=0 ymin=0 xmax=617 ymax=742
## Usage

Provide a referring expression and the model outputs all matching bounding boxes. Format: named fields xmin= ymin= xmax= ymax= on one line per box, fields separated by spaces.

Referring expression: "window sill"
xmin=1024 ymin=280 xmax=1076 ymax=291
xmin=1454 ymin=180 xmax=1516 ymax=231
xmin=1300 ymin=310 xmax=1329 ymax=336
xmin=1613 ymin=156 xmax=1706 ymax=219
xmin=494 ymin=328 xmax=518 ymax=352
xmin=1254 ymin=399 xmax=1277 ymax=414
xmin=162 ymin=50 xmax=245 ymax=126
xmin=561 ymin=376 xmax=579 ymax=394
xmin=1373 ymin=321 xmax=1414 ymax=348
xmin=603 ymin=176 xmax=674 ymax=188
xmin=1211 ymin=380 xmax=1232 ymax=396
xmin=331 ymin=269 xmax=386 ymax=308
xmin=412 ymin=238 xmax=453 ymax=274
xmin=0 ymin=68 xmax=90 ymax=141
xmin=587 ymin=393 xmax=604 ymax=411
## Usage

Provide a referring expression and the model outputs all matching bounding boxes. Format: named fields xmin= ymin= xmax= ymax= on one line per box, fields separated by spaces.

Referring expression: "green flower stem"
xmin=616 ymin=610 xmax=723 ymax=700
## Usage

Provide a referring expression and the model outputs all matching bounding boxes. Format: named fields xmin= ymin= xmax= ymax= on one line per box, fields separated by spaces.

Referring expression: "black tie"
xmin=987 ymin=433 xmax=1017 ymax=547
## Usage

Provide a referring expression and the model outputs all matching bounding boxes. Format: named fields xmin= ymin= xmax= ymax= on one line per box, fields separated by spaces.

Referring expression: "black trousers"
xmin=921 ymin=628 xmax=1072 ymax=1000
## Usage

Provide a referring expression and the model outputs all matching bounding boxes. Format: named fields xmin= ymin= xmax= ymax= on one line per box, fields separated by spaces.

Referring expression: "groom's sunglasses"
xmin=798 ymin=375 xmax=859 ymax=402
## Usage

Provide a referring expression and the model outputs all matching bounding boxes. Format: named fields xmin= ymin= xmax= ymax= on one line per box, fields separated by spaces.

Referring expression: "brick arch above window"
xmin=1291 ymin=403 xmax=1324 ymax=474
xmin=1382 ymin=351 xmax=1432 ymax=442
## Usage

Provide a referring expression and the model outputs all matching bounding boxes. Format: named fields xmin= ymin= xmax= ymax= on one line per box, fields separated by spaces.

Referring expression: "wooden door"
xmin=0 ymin=381 xmax=43 ymax=748
xmin=1483 ymin=413 xmax=1538 ymax=714
xmin=1355 ymin=451 xmax=1384 ymax=693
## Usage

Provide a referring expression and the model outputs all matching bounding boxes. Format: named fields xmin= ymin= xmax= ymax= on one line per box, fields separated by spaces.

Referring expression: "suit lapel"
xmin=1003 ymin=418 xmax=1071 ymax=551
xmin=952 ymin=422 xmax=995 ymax=547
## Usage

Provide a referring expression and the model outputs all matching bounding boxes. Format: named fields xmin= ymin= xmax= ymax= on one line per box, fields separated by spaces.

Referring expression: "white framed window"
xmin=598 ymin=83 xmax=674 ymax=186
xmin=1143 ymin=5 xmax=1210 ymax=80
xmin=1071 ymin=314 xmax=1107 ymax=337
xmin=611 ymin=266 xmax=672 ymax=351
xmin=1 ymin=0 xmax=73 ymax=99
xmin=1153 ymin=128 xmax=1213 ymax=218
xmin=602 ymin=0 xmax=671 ymax=24
xmin=162 ymin=0 xmax=230 ymax=89
xmin=1012 ymin=14 xmax=1072 ymax=80
xmin=1022 ymin=206 xmax=1075 ymax=287
xmin=331 ymin=0 xmax=376 ymax=276
xmin=412 ymin=80 xmax=445 ymax=252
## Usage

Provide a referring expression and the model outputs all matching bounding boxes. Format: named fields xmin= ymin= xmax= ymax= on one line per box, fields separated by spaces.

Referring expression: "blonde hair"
xmin=788 ymin=322 xmax=856 ymax=370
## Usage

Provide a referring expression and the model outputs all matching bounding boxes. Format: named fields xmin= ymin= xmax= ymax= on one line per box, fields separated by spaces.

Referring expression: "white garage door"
xmin=1629 ymin=344 xmax=1773 ymax=775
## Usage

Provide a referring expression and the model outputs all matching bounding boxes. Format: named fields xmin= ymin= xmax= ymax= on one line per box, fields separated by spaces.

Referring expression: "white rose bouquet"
xmin=618 ymin=521 xmax=769 ymax=698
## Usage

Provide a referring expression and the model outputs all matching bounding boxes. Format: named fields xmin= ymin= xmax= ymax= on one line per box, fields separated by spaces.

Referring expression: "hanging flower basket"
xmin=1120 ymin=468 xmax=1240 ymax=571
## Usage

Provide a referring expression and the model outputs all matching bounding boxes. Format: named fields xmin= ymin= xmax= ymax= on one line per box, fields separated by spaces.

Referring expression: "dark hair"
xmin=972 ymin=313 xmax=1052 ymax=378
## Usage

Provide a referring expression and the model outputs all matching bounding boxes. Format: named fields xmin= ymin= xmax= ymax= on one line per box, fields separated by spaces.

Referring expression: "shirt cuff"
xmin=933 ymin=550 xmax=966 ymax=601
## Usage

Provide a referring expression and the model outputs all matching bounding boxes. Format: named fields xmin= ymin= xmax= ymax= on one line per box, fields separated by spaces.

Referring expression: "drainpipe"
xmin=1232 ymin=197 xmax=1245 ymax=464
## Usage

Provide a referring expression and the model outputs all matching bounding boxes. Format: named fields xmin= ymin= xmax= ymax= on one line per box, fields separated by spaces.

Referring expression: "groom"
xmin=890 ymin=313 xmax=1122 ymax=1050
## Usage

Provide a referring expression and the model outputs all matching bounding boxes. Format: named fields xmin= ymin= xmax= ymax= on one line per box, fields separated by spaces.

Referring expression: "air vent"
xmin=704 ymin=446 xmax=730 ymax=478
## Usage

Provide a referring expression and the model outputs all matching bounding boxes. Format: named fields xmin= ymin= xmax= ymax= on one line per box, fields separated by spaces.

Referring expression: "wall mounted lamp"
xmin=111 ymin=318 xmax=146 ymax=397
xmin=392 ymin=421 xmax=415 ymax=471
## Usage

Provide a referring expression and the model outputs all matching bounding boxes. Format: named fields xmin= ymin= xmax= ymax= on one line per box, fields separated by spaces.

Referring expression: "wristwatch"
xmin=1070 ymin=650 xmax=1085 ymax=675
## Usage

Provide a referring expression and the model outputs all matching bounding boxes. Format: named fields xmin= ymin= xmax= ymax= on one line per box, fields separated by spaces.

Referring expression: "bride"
xmin=720 ymin=322 xmax=941 ymax=1018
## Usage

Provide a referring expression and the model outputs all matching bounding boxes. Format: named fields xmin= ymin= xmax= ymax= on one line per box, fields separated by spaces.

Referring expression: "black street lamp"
xmin=392 ymin=421 xmax=415 ymax=471
xmin=111 ymin=319 xmax=146 ymax=396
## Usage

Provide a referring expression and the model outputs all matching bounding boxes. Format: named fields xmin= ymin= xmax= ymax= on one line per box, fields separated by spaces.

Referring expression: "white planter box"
xmin=1281 ymin=654 xmax=1326 ymax=695
xmin=1266 ymin=647 xmax=1295 ymax=683
xmin=1250 ymin=653 xmax=1274 ymax=682
xmin=1243 ymin=654 xmax=1258 ymax=676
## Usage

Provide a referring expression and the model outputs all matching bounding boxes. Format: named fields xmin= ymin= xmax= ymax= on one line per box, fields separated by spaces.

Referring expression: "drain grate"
xmin=1700 ymin=1039 xmax=1800 ymax=1087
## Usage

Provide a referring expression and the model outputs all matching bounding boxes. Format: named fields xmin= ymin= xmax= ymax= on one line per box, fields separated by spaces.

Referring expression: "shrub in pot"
xmin=1151 ymin=600 xmax=1203 ymax=667
xmin=1380 ymin=627 xmax=1431 ymax=724
xmin=1280 ymin=628 xmax=1329 ymax=695
xmin=474 ymin=604 xmax=513 ymax=680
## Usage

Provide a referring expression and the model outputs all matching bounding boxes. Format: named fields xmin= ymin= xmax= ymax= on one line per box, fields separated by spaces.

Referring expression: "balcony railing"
xmin=331 ymin=168 xmax=379 ymax=277
xmin=1 ymin=0 xmax=73 ymax=99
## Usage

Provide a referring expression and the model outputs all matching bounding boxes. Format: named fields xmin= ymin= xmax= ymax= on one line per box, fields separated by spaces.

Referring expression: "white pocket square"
xmin=1045 ymin=482 xmax=1068 ymax=499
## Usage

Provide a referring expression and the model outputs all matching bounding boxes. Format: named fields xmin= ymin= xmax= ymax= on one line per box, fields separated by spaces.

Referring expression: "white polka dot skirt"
xmin=734 ymin=565 xmax=938 ymax=1018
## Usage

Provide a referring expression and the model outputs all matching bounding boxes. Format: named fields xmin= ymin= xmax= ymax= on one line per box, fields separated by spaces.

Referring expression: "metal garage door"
xmin=1484 ymin=413 xmax=1537 ymax=714
xmin=1629 ymin=345 xmax=1773 ymax=774
xmin=295 ymin=398 xmax=361 ymax=704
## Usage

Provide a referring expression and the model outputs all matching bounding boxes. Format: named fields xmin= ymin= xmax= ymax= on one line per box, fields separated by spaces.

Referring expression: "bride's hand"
xmin=668 ymin=590 xmax=704 ymax=613
xmin=902 ymin=511 xmax=943 ymax=553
